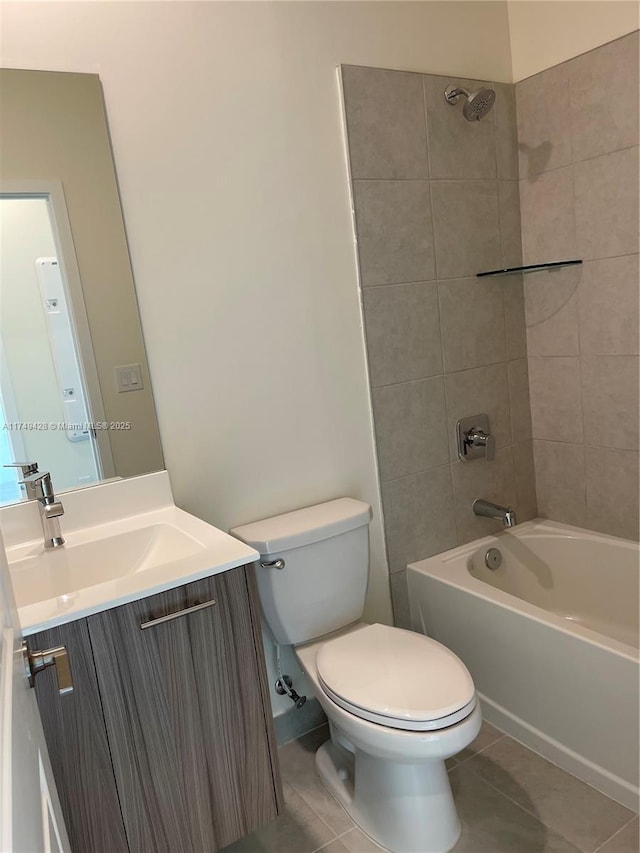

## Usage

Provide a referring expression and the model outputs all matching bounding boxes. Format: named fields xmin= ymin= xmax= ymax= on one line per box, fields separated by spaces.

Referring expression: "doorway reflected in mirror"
xmin=0 ymin=196 xmax=104 ymax=501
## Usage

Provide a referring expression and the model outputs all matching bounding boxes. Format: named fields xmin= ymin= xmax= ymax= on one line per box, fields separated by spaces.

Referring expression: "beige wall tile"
xmin=578 ymin=255 xmax=640 ymax=355
xmin=516 ymin=63 xmax=572 ymax=178
xmin=513 ymin=440 xmax=538 ymax=522
xmin=498 ymin=181 xmax=523 ymax=268
xmin=586 ymin=448 xmax=639 ymax=541
xmin=569 ymin=31 xmax=640 ymax=162
xmin=581 ymin=355 xmax=640 ymax=451
xmin=431 ymin=181 xmax=501 ymax=279
xmin=452 ymin=446 xmax=516 ymax=543
xmin=524 ymin=267 xmax=580 ymax=356
xmin=528 ymin=356 xmax=583 ymax=443
xmin=353 ymin=180 xmax=435 ymax=286
xmin=574 ymin=146 xmax=640 ymax=261
xmin=372 ymin=377 xmax=448 ymax=481
xmin=445 ymin=363 xmax=512 ymax=461
xmin=363 ymin=282 xmax=442 ymax=387
xmin=533 ymin=440 xmax=587 ymax=527
xmin=519 ymin=166 xmax=576 ymax=266
xmin=508 ymin=359 xmax=532 ymax=442
xmin=519 ymin=36 xmax=640 ymax=539
xmin=438 ymin=277 xmax=506 ymax=372
xmin=389 ymin=570 xmax=411 ymax=629
xmin=381 ymin=465 xmax=457 ymax=570
xmin=504 ymin=276 xmax=528 ymax=360
xmin=494 ymin=82 xmax=519 ymax=180
xmin=424 ymin=75 xmax=496 ymax=180
xmin=341 ymin=65 xmax=429 ymax=180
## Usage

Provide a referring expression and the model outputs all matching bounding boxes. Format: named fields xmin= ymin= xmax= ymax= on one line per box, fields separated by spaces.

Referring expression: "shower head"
xmin=444 ymin=84 xmax=496 ymax=121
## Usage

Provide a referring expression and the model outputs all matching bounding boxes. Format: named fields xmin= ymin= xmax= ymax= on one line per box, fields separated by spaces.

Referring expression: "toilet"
xmin=231 ymin=498 xmax=481 ymax=853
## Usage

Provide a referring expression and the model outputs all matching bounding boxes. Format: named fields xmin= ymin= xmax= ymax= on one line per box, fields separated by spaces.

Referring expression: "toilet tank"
xmin=230 ymin=498 xmax=372 ymax=645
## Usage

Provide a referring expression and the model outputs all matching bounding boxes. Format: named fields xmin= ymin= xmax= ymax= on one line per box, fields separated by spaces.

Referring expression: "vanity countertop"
xmin=0 ymin=471 xmax=259 ymax=636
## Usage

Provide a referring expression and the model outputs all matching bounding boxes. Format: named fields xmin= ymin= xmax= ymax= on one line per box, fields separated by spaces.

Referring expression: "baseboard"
xmin=274 ymin=697 xmax=328 ymax=746
xmin=479 ymin=693 xmax=640 ymax=813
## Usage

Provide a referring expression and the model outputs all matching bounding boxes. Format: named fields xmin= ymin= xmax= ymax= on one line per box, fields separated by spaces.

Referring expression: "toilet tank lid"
xmin=230 ymin=498 xmax=372 ymax=554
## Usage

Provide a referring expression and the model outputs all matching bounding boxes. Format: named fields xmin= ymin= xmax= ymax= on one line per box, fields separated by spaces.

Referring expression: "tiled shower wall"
xmin=340 ymin=66 xmax=537 ymax=624
xmin=517 ymin=31 xmax=639 ymax=541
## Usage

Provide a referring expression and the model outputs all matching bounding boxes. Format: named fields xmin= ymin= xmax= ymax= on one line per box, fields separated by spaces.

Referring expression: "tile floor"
xmin=222 ymin=722 xmax=638 ymax=853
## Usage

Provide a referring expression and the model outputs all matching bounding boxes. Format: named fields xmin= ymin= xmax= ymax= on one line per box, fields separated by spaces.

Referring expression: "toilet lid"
xmin=316 ymin=624 xmax=476 ymax=731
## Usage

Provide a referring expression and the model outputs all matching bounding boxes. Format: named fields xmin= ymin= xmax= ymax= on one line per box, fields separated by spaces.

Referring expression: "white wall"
xmin=509 ymin=1 xmax=639 ymax=81
xmin=0 ymin=0 xmax=513 ymax=714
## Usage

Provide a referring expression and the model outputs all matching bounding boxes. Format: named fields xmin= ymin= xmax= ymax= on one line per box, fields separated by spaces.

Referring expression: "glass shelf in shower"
xmin=476 ymin=259 xmax=583 ymax=278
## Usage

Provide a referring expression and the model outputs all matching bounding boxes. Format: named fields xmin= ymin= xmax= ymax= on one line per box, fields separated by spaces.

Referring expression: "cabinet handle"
xmin=139 ymin=598 xmax=217 ymax=631
xmin=22 ymin=640 xmax=73 ymax=695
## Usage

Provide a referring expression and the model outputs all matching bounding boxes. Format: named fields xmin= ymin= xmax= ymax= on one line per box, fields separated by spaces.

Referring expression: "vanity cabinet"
xmin=30 ymin=564 xmax=282 ymax=853
xmin=28 ymin=617 xmax=129 ymax=853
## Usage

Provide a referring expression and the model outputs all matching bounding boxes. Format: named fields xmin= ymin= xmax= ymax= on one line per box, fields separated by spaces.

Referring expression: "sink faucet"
xmin=473 ymin=498 xmax=517 ymax=529
xmin=20 ymin=472 xmax=65 ymax=549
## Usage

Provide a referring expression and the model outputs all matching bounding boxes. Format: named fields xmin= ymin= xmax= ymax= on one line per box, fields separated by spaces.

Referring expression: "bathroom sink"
xmin=9 ymin=522 xmax=205 ymax=609
xmin=2 ymin=472 xmax=259 ymax=635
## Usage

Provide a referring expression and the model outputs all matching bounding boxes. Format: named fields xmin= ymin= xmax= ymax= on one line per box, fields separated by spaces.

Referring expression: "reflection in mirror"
xmin=0 ymin=195 xmax=109 ymax=502
xmin=0 ymin=69 xmax=164 ymax=507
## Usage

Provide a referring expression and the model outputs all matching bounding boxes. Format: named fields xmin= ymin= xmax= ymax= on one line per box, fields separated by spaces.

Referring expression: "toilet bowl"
xmin=295 ymin=622 xmax=481 ymax=853
xmin=230 ymin=498 xmax=480 ymax=853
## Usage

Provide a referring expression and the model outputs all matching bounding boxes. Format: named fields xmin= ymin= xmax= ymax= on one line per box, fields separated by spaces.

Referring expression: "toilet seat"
xmin=316 ymin=623 xmax=476 ymax=732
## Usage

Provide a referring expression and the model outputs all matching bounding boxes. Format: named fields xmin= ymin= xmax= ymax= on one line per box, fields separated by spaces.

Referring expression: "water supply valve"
xmin=275 ymin=675 xmax=307 ymax=709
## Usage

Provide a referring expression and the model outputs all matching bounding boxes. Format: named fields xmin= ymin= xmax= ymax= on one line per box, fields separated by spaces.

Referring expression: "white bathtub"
xmin=407 ymin=520 xmax=639 ymax=811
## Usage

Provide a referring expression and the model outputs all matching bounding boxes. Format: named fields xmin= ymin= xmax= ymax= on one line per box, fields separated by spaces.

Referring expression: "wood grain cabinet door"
xmin=30 ymin=618 xmax=129 ymax=853
xmin=87 ymin=565 xmax=281 ymax=853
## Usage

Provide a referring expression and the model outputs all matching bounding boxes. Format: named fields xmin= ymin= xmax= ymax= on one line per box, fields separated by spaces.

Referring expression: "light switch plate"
xmin=115 ymin=363 xmax=144 ymax=393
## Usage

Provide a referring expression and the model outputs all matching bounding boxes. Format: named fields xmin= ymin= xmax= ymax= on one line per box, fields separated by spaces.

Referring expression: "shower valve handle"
xmin=464 ymin=427 xmax=495 ymax=461
xmin=457 ymin=414 xmax=494 ymax=463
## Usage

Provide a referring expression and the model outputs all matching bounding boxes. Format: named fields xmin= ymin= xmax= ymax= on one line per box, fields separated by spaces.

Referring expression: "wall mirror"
xmin=0 ymin=69 xmax=163 ymax=506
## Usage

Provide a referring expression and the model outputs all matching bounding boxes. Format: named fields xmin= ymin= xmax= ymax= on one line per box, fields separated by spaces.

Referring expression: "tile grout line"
xmin=528 ymin=354 xmax=638 ymax=360
xmin=564 ymin=68 xmax=591 ymax=531
xmin=449 ymin=733 xmax=507 ymax=770
xmin=379 ymin=439 xmax=526 ymax=491
xmin=281 ymin=749 xmax=356 ymax=848
xmin=350 ymin=137 xmax=640 ymax=183
xmin=591 ymin=814 xmax=638 ymax=853
xmin=458 ymin=767 xmax=580 ymax=846
xmin=371 ymin=356 xmax=519 ymax=391
xmin=311 ymin=827 xmax=353 ymax=853
xmin=287 ymin=784 xmax=349 ymax=851
xmin=503 ymin=141 xmax=639 ymax=185
xmin=460 ymin=757 xmax=636 ymax=853
xmin=422 ymin=76 xmax=447 ymax=391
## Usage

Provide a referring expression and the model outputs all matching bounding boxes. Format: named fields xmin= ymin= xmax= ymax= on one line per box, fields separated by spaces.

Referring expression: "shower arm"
xmin=444 ymin=86 xmax=471 ymax=104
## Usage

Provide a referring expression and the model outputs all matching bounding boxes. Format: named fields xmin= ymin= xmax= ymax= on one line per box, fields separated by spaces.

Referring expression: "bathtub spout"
xmin=473 ymin=499 xmax=517 ymax=528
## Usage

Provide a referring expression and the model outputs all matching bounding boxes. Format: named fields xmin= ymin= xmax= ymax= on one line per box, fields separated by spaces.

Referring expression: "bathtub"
xmin=407 ymin=519 xmax=639 ymax=811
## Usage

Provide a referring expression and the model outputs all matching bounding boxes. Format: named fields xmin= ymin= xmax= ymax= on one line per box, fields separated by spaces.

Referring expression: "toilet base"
xmin=315 ymin=739 xmax=461 ymax=853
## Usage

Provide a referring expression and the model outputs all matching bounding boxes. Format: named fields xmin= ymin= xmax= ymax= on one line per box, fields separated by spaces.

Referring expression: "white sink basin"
xmin=10 ymin=523 xmax=205 ymax=609
xmin=1 ymin=473 xmax=259 ymax=636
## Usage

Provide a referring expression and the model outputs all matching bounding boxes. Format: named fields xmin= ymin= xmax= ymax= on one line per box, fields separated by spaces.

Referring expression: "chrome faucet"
xmin=20 ymin=472 xmax=65 ymax=549
xmin=473 ymin=498 xmax=517 ymax=529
